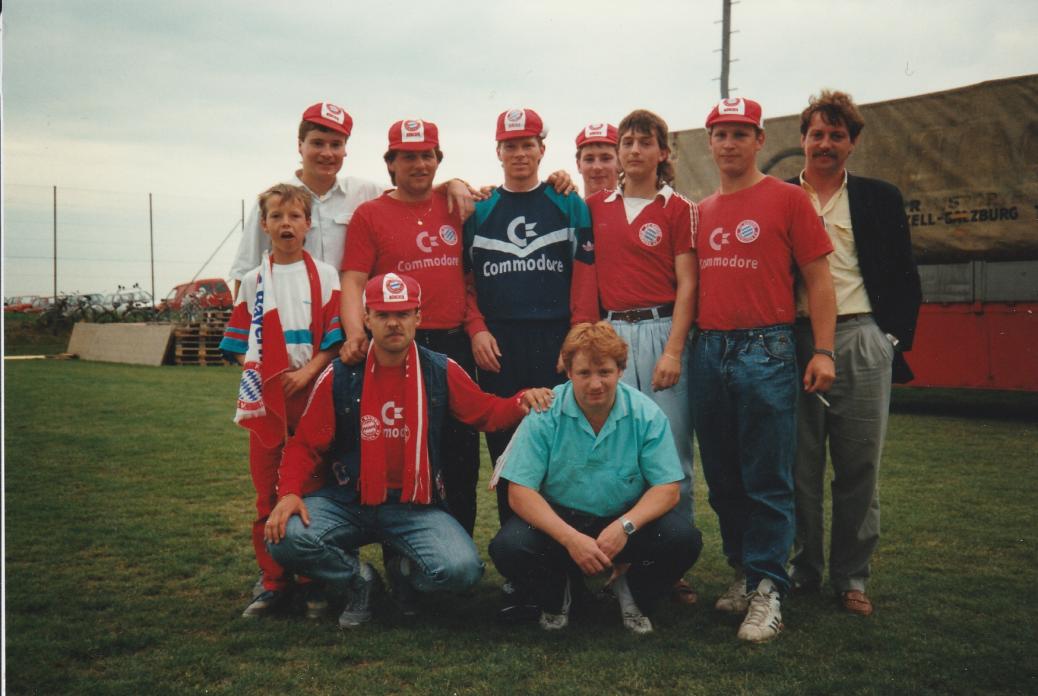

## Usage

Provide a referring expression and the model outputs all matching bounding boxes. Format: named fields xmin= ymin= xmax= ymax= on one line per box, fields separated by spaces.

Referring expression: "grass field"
xmin=4 ymin=359 xmax=1037 ymax=695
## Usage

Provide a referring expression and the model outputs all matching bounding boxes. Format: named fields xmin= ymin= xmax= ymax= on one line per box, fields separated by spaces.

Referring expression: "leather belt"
xmin=796 ymin=312 xmax=872 ymax=325
xmin=836 ymin=312 xmax=872 ymax=323
xmin=606 ymin=304 xmax=675 ymax=323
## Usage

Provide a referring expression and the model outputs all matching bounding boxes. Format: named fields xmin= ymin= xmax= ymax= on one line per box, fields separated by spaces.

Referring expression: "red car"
xmin=158 ymin=278 xmax=232 ymax=312
xmin=4 ymin=295 xmax=40 ymax=313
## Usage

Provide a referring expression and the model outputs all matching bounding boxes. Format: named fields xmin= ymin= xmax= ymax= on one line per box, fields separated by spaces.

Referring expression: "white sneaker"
xmin=715 ymin=575 xmax=749 ymax=614
xmin=737 ymin=578 xmax=783 ymax=643
xmin=538 ymin=577 xmax=571 ymax=631
xmin=612 ymin=574 xmax=653 ymax=634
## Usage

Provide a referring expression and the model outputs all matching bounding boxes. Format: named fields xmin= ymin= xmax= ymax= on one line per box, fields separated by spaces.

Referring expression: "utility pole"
xmin=53 ymin=186 xmax=58 ymax=298
xmin=149 ymin=193 xmax=156 ymax=308
xmin=716 ymin=0 xmax=738 ymax=99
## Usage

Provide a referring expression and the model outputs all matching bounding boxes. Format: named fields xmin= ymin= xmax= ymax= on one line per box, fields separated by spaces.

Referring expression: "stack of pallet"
xmin=172 ymin=308 xmax=232 ymax=366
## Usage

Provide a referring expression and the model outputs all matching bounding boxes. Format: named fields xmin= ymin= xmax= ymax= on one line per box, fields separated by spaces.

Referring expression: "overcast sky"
xmin=4 ymin=0 xmax=1038 ymax=297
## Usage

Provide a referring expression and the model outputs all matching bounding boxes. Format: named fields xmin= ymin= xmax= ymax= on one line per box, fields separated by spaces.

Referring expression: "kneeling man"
xmin=266 ymin=272 xmax=552 ymax=627
xmin=489 ymin=322 xmax=702 ymax=633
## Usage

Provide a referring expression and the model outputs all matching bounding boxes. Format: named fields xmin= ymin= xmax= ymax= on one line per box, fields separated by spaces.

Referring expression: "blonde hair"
xmin=257 ymin=183 xmax=312 ymax=219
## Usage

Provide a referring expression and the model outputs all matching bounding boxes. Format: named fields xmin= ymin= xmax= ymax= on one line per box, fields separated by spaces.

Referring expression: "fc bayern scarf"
xmin=358 ymin=341 xmax=432 ymax=505
xmin=234 ymin=251 xmax=322 ymax=448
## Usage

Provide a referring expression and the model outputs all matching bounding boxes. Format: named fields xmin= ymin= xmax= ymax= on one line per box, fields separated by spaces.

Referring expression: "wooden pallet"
xmin=172 ymin=315 xmax=230 ymax=366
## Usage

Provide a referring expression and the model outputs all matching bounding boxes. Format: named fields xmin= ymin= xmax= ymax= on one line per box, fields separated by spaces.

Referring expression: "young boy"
xmin=220 ymin=183 xmax=345 ymax=618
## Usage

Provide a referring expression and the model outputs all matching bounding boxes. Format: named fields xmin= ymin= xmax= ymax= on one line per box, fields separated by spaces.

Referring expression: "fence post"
xmin=53 ymin=185 xmax=58 ymax=298
xmin=149 ymin=193 xmax=156 ymax=308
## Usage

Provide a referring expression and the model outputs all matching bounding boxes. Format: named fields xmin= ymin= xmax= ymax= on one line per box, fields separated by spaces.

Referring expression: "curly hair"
xmin=799 ymin=90 xmax=865 ymax=141
xmin=617 ymin=109 xmax=675 ymax=188
xmin=559 ymin=321 xmax=629 ymax=372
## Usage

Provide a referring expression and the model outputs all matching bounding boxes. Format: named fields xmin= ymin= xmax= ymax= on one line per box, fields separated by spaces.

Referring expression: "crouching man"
xmin=266 ymin=272 xmax=553 ymax=628
xmin=489 ymin=322 xmax=702 ymax=633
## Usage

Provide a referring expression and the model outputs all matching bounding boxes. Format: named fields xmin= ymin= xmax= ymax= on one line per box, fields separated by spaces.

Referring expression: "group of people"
xmin=219 ymin=91 xmax=921 ymax=644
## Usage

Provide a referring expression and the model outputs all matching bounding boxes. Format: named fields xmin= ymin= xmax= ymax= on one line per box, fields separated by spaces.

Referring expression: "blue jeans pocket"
xmin=760 ymin=332 xmax=795 ymax=363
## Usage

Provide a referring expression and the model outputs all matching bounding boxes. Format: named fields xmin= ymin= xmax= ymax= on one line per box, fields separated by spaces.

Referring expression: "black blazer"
xmin=788 ymin=174 xmax=922 ymax=383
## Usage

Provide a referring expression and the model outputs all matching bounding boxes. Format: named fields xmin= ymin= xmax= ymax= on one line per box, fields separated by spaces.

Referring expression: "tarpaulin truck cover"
xmin=670 ymin=75 xmax=1038 ymax=264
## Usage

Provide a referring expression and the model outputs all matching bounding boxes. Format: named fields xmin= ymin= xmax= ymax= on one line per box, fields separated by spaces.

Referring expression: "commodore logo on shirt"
xmin=709 ymin=227 xmax=731 ymax=252
xmin=506 ymin=216 xmax=538 ymax=248
xmin=416 ymin=230 xmax=441 ymax=253
xmin=380 ymin=401 xmax=410 ymax=440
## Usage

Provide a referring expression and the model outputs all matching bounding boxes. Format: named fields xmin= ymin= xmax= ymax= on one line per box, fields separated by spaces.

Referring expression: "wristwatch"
xmin=620 ymin=516 xmax=637 ymax=536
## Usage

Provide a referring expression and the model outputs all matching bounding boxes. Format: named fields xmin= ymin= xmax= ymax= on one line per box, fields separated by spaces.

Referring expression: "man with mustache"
xmin=265 ymin=273 xmax=554 ymax=626
xmin=338 ymin=118 xmax=485 ymax=537
xmin=787 ymin=90 xmax=921 ymax=617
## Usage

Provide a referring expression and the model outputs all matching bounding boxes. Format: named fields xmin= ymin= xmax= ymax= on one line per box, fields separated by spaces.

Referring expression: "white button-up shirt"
xmin=228 ymin=172 xmax=385 ymax=281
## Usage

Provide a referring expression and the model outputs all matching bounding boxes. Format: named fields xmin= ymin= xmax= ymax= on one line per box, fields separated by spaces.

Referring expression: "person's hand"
xmin=281 ymin=367 xmax=312 ymax=397
xmin=651 ymin=351 xmax=682 ymax=392
xmin=471 ymin=330 xmax=502 ymax=373
xmin=445 ymin=179 xmax=477 ymax=222
xmin=520 ymin=388 xmax=554 ymax=414
xmin=477 ymin=185 xmax=496 ymax=198
xmin=339 ymin=334 xmax=369 ymax=365
xmin=803 ymin=353 xmax=836 ymax=393
xmin=265 ymin=494 xmax=309 ymax=544
xmin=595 ymin=519 xmax=629 ymax=560
xmin=564 ymin=531 xmax=613 ymax=575
xmin=546 ymin=170 xmax=577 ymax=196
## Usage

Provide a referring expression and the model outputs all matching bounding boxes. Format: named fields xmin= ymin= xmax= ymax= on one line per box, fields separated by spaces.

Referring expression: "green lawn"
xmin=4 ymin=361 xmax=1037 ymax=695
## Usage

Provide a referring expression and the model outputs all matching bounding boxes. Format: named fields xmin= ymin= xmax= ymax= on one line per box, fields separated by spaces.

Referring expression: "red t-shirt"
xmin=695 ymin=176 xmax=832 ymax=330
xmin=587 ymin=187 xmax=697 ymax=310
xmin=343 ymin=192 xmax=469 ymax=330
xmin=369 ymin=364 xmax=408 ymax=489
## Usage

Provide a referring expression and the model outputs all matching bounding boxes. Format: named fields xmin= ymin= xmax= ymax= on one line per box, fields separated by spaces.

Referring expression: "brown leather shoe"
xmin=671 ymin=578 xmax=698 ymax=605
xmin=841 ymin=590 xmax=874 ymax=616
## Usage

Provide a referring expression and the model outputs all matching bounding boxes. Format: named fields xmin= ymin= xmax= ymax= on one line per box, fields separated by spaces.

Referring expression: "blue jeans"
xmin=689 ymin=325 xmax=797 ymax=595
xmin=268 ymin=491 xmax=484 ymax=596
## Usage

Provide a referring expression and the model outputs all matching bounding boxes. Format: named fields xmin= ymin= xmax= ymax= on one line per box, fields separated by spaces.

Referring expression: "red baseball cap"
xmin=496 ymin=108 xmax=547 ymax=141
xmin=301 ymin=102 xmax=353 ymax=137
xmin=388 ymin=119 xmax=439 ymax=151
xmin=705 ymin=97 xmax=764 ymax=129
xmin=575 ymin=123 xmax=618 ymax=148
xmin=364 ymin=273 xmax=422 ymax=311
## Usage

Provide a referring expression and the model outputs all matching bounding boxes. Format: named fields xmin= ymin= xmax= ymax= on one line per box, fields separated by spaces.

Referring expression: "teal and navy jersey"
xmin=463 ymin=183 xmax=598 ymax=323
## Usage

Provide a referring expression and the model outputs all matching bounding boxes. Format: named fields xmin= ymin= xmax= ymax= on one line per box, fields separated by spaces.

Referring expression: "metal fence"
xmin=3 ymin=183 xmax=245 ymax=304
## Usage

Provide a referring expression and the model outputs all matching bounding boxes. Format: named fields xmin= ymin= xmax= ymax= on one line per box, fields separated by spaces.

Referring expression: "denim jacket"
xmin=326 ymin=346 xmax=449 ymax=506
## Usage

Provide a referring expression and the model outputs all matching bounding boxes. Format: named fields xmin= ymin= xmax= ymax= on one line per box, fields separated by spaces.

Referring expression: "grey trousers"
xmin=791 ymin=315 xmax=893 ymax=593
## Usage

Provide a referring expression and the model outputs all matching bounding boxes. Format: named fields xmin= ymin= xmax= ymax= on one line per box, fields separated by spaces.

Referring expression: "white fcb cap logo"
xmin=401 ymin=119 xmax=425 ymax=143
xmin=719 ymin=98 xmax=747 ymax=116
xmin=584 ymin=123 xmax=607 ymax=138
xmin=321 ymin=103 xmax=346 ymax=125
xmin=382 ymin=273 xmax=408 ymax=303
xmin=505 ymin=109 xmax=527 ymax=132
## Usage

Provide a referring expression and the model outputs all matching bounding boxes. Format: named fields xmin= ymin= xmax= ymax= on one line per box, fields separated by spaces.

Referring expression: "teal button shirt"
xmin=501 ymin=381 xmax=684 ymax=517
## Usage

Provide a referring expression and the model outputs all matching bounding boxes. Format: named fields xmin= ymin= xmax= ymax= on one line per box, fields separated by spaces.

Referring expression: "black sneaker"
xmin=300 ymin=584 xmax=329 ymax=620
xmin=242 ymin=589 xmax=287 ymax=618
xmin=386 ymin=556 xmax=420 ymax=617
xmin=338 ymin=563 xmax=381 ymax=628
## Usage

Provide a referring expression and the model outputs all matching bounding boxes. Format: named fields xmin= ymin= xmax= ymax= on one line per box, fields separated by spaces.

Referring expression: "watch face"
xmin=622 ymin=520 xmax=636 ymax=535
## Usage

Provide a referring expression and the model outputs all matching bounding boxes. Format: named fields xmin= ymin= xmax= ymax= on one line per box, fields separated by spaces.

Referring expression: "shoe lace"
xmin=744 ymin=591 xmax=772 ymax=625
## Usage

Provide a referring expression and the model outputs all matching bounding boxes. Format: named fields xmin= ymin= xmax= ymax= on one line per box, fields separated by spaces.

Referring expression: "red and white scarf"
xmin=234 ymin=251 xmax=322 ymax=448
xmin=358 ymin=341 xmax=432 ymax=505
